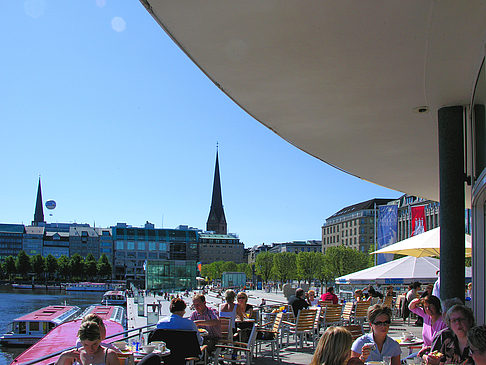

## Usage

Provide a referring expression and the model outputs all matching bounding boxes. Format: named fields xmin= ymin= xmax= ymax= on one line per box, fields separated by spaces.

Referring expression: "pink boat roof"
xmin=12 ymin=318 xmax=124 ymax=365
xmin=103 ymin=291 xmax=124 ymax=296
xmin=16 ymin=306 xmax=78 ymax=322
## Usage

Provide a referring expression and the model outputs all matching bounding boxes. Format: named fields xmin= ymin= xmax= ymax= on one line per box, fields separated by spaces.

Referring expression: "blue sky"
xmin=0 ymin=0 xmax=401 ymax=247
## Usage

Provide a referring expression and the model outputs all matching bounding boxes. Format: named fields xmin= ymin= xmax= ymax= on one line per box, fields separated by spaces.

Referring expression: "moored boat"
xmin=11 ymin=305 xmax=126 ymax=365
xmin=64 ymin=282 xmax=116 ymax=292
xmin=101 ymin=290 xmax=127 ymax=306
xmin=0 ymin=305 xmax=80 ymax=346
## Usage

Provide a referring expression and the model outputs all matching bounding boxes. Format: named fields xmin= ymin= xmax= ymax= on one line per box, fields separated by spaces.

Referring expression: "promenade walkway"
xmin=127 ymin=289 xmax=423 ymax=365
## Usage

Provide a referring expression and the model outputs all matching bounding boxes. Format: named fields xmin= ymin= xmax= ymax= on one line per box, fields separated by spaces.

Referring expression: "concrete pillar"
xmin=438 ymin=106 xmax=465 ymax=303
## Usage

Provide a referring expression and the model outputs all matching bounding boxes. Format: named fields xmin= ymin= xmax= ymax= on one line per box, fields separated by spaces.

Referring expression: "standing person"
xmin=351 ymin=305 xmax=401 ymax=365
xmin=427 ymin=304 xmax=475 ymax=365
xmin=320 ymin=286 xmax=339 ymax=304
xmin=403 ymin=282 xmax=421 ymax=322
xmin=289 ymin=288 xmax=310 ymax=316
xmin=156 ymin=298 xmax=202 ymax=345
xmin=432 ymin=271 xmax=440 ymax=299
xmin=57 ymin=321 xmax=118 ymax=365
xmin=311 ymin=326 xmax=359 ymax=365
xmin=467 ymin=325 xmax=486 ymax=365
xmin=190 ymin=294 xmax=221 ymax=353
xmin=408 ymin=295 xmax=447 ymax=359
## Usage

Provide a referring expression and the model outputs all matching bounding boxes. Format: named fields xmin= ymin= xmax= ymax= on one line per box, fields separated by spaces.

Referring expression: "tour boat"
xmin=0 ymin=305 xmax=80 ymax=346
xmin=64 ymin=282 xmax=116 ymax=292
xmin=101 ymin=290 xmax=127 ymax=306
xmin=11 ymin=305 xmax=126 ymax=365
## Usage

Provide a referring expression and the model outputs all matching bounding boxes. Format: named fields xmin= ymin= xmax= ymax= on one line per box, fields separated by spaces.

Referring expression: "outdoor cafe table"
xmin=392 ymin=337 xmax=424 ymax=355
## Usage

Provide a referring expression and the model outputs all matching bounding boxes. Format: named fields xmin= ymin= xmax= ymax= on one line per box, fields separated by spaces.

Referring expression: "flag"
xmin=377 ymin=205 xmax=398 ymax=265
xmin=411 ymin=206 xmax=426 ymax=236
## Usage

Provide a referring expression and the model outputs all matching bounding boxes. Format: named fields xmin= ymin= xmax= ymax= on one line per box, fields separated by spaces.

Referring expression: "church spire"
xmin=206 ymin=148 xmax=227 ymax=234
xmin=33 ymin=177 xmax=45 ymax=226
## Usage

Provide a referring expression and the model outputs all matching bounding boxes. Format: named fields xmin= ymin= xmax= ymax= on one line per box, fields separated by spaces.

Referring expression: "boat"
xmin=64 ymin=282 xmax=116 ymax=292
xmin=101 ymin=290 xmax=127 ymax=306
xmin=0 ymin=305 xmax=80 ymax=346
xmin=11 ymin=305 xmax=126 ymax=365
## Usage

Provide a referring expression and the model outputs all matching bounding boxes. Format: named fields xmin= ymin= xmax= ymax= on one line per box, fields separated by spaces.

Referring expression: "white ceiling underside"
xmin=141 ymin=0 xmax=486 ymax=204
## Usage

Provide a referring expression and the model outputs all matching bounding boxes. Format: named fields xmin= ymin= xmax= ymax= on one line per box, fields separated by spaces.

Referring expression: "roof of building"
xmin=199 ymin=233 xmax=239 ymax=240
xmin=25 ymin=226 xmax=45 ymax=235
xmin=327 ymin=198 xmax=394 ymax=220
xmin=69 ymin=226 xmax=99 ymax=237
xmin=0 ymin=223 xmax=25 ymax=233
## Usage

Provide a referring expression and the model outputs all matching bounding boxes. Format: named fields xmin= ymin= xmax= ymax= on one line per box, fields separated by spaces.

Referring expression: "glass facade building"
xmin=145 ymin=259 xmax=197 ymax=290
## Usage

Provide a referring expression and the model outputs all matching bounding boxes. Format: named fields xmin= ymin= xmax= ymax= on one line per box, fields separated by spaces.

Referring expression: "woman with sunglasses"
xmin=351 ymin=304 xmax=401 ymax=365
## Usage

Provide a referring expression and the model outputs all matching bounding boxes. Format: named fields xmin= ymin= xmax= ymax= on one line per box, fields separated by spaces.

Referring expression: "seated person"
xmin=467 ymin=325 xmax=486 ymax=365
xmin=289 ymin=288 xmax=309 ymax=316
xmin=311 ymin=326 xmax=364 ymax=365
xmin=190 ymin=294 xmax=221 ymax=353
xmin=235 ymin=292 xmax=254 ymax=320
xmin=75 ymin=313 xmax=119 ymax=352
xmin=57 ymin=321 xmax=118 ymax=365
xmin=156 ymin=297 xmax=202 ymax=345
xmin=351 ymin=305 xmax=401 ymax=365
xmin=320 ymin=286 xmax=339 ymax=304
xmin=307 ymin=290 xmax=319 ymax=306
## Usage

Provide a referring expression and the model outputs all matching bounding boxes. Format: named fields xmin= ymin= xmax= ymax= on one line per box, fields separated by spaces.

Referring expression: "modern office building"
xmin=43 ymin=231 xmax=70 ymax=258
xmin=0 ymin=224 xmax=25 ymax=260
xmin=69 ymin=226 xmax=101 ymax=259
xmin=198 ymin=232 xmax=244 ymax=264
xmin=23 ymin=226 xmax=44 ymax=256
xmin=112 ymin=222 xmax=198 ymax=286
xmin=145 ymin=259 xmax=197 ymax=290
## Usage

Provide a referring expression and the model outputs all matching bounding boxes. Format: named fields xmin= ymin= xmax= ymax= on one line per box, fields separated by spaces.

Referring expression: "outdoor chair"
xmin=341 ymin=302 xmax=355 ymax=324
xmin=255 ymin=312 xmax=283 ymax=361
xmin=213 ymin=324 xmax=257 ymax=365
xmin=321 ymin=303 xmax=342 ymax=328
xmin=219 ymin=317 xmax=234 ymax=343
xmin=354 ymin=301 xmax=370 ymax=325
xmin=382 ymin=296 xmax=393 ymax=308
xmin=147 ymin=329 xmax=207 ymax=365
xmin=341 ymin=324 xmax=364 ymax=341
xmin=282 ymin=308 xmax=318 ymax=349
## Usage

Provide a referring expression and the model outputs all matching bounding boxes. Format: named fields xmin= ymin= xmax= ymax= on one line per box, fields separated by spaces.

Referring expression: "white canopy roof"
xmin=141 ymin=1 xmax=486 ymax=205
xmin=335 ymin=256 xmax=471 ymax=285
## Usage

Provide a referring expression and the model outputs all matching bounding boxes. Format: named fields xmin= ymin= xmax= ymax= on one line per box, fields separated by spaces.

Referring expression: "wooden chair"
xmin=382 ymin=296 xmax=393 ymax=308
xmin=354 ymin=301 xmax=370 ymax=325
xmin=341 ymin=324 xmax=364 ymax=341
xmin=147 ymin=329 xmax=207 ymax=365
xmin=255 ymin=312 xmax=283 ymax=361
xmin=219 ymin=317 xmax=234 ymax=343
xmin=322 ymin=303 xmax=342 ymax=327
xmin=341 ymin=302 xmax=355 ymax=324
xmin=282 ymin=308 xmax=318 ymax=349
xmin=116 ymin=352 xmax=134 ymax=365
xmin=213 ymin=324 xmax=257 ymax=365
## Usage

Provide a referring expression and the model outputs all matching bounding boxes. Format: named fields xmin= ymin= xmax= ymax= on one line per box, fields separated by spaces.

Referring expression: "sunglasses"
xmin=373 ymin=320 xmax=391 ymax=326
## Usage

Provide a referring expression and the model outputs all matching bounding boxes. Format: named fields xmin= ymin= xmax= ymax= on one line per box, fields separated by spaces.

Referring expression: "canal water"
xmin=0 ymin=285 xmax=104 ymax=365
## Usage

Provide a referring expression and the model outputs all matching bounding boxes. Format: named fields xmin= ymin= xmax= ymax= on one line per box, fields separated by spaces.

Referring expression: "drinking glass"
xmin=383 ymin=355 xmax=392 ymax=365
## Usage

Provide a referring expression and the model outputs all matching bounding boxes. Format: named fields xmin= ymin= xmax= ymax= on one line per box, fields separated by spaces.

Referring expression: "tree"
xmin=31 ymin=254 xmax=45 ymax=282
xmin=69 ymin=254 xmax=85 ymax=280
xmin=272 ymin=252 xmax=297 ymax=283
xmin=57 ymin=255 xmax=71 ymax=280
xmin=221 ymin=261 xmax=237 ymax=273
xmin=85 ymin=253 xmax=98 ymax=280
xmin=315 ymin=253 xmax=334 ymax=290
xmin=324 ymin=246 xmax=370 ymax=279
xmin=45 ymin=254 xmax=58 ymax=281
xmin=97 ymin=254 xmax=112 ymax=279
xmin=297 ymin=252 xmax=320 ymax=284
xmin=255 ymin=252 xmax=274 ymax=283
xmin=237 ymin=263 xmax=253 ymax=279
xmin=4 ymin=256 xmax=16 ymax=281
xmin=16 ymin=251 xmax=31 ymax=280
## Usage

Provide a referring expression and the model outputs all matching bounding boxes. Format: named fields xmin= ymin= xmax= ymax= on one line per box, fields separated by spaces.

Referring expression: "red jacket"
xmin=320 ymin=292 xmax=338 ymax=304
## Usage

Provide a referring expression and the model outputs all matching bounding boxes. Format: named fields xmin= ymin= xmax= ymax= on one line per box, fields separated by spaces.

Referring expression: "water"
xmin=0 ymin=285 xmax=104 ymax=365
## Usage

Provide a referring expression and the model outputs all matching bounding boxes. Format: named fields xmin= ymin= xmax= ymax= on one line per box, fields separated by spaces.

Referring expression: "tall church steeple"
xmin=206 ymin=148 xmax=227 ymax=234
xmin=33 ymin=177 xmax=45 ymax=226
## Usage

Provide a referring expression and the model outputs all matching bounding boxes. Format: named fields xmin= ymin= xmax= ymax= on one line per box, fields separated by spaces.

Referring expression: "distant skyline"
xmin=0 ymin=1 xmax=401 ymax=247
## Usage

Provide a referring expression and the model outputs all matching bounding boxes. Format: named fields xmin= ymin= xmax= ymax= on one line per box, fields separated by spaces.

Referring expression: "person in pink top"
xmin=320 ymin=286 xmax=339 ymax=304
xmin=408 ymin=295 xmax=447 ymax=360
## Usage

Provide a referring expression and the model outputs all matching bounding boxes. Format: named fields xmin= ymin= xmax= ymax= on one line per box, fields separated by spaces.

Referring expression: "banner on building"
xmin=411 ymin=206 xmax=426 ymax=236
xmin=377 ymin=205 xmax=398 ymax=265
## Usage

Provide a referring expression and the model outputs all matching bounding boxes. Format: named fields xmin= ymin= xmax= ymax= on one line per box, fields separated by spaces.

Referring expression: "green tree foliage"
xmin=16 ymin=250 xmax=31 ymax=279
xmin=45 ymin=254 xmax=58 ymax=280
xmin=296 ymin=252 xmax=320 ymax=284
xmin=237 ymin=263 xmax=253 ymax=278
xmin=97 ymin=254 xmax=112 ymax=279
xmin=201 ymin=261 xmax=225 ymax=281
xmin=324 ymin=246 xmax=370 ymax=279
xmin=31 ymin=254 xmax=45 ymax=281
xmin=69 ymin=254 xmax=85 ymax=280
xmin=315 ymin=253 xmax=333 ymax=288
xmin=58 ymin=255 xmax=71 ymax=280
xmin=85 ymin=253 xmax=98 ymax=280
xmin=272 ymin=252 xmax=297 ymax=283
xmin=255 ymin=252 xmax=274 ymax=283
xmin=221 ymin=261 xmax=237 ymax=273
xmin=4 ymin=256 xmax=16 ymax=281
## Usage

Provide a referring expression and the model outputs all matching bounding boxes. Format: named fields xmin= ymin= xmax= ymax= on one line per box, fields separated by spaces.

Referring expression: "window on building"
xmin=149 ymin=242 xmax=156 ymax=251
xmin=137 ymin=242 xmax=145 ymax=250
xmin=116 ymin=241 xmax=124 ymax=250
xmin=127 ymin=241 xmax=135 ymax=250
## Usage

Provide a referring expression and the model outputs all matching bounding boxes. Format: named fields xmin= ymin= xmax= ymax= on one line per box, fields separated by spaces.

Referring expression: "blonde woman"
xmin=311 ymin=326 xmax=355 ymax=365
xmin=235 ymin=292 xmax=253 ymax=320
